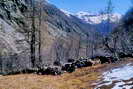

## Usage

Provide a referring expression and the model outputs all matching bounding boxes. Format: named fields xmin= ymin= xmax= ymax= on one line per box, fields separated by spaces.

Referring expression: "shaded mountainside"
xmin=106 ymin=8 xmax=133 ymax=57
xmin=0 ymin=0 xmax=104 ymax=73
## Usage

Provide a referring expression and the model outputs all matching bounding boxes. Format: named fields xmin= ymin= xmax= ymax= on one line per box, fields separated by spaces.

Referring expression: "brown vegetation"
xmin=0 ymin=64 xmax=104 ymax=89
xmin=0 ymin=58 xmax=133 ymax=89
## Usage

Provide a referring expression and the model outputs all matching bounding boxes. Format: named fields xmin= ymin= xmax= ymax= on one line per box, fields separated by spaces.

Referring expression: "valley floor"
xmin=0 ymin=58 xmax=133 ymax=89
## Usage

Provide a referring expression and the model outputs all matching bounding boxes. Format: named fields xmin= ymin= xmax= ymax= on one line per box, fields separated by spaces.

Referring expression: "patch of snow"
xmin=112 ymin=81 xmax=133 ymax=89
xmin=76 ymin=11 xmax=94 ymax=17
xmin=103 ymin=64 xmax=133 ymax=81
xmin=95 ymin=63 xmax=133 ymax=89
xmin=60 ymin=9 xmax=73 ymax=17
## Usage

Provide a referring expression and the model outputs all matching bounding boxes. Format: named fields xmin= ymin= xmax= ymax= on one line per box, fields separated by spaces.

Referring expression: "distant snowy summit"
xmin=61 ymin=10 xmax=122 ymax=24
xmin=75 ymin=11 xmax=122 ymax=24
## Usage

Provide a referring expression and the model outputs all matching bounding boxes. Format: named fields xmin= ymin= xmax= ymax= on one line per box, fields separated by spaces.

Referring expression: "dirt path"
xmin=0 ymin=58 xmax=133 ymax=89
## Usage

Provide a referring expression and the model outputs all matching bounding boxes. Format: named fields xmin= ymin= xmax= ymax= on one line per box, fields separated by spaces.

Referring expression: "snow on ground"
xmin=103 ymin=63 xmax=133 ymax=81
xmin=95 ymin=63 xmax=133 ymax=89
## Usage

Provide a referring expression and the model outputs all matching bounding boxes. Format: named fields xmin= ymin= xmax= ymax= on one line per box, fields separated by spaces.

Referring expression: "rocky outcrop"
xmin=0 ymin=0 xmax=30 ymax=74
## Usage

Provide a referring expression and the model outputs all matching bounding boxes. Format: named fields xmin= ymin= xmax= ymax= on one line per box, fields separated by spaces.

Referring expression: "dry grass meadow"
xmin=0 ymin=58 xmax=132 ymax=89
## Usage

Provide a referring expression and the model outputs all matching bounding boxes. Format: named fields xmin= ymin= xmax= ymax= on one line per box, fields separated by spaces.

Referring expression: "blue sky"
xmin=48 ymin=0 xmax=132 ymax=15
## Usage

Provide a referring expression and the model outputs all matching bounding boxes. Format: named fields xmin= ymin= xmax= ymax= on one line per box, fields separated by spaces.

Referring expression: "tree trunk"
xmin=31 ymin=0 xmax=36 ymax=68
xmin=38 ymin=1 xmax=42 ymax=68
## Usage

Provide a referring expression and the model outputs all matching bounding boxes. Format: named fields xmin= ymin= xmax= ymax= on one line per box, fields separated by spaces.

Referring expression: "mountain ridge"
xmin=61 ymin=10 xmax=122 ymax=24
xmin=61 ymin=9 xmax=122 ymax=34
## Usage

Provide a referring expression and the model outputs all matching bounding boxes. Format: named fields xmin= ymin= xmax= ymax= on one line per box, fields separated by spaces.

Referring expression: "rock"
xmin=126 ymin=53 xmax=133 ymax=58
xmin=67 ymin=59 xmax=75 ymax=63
xmin=118 ymin=52 xmax=133 ymax=58
xmin=107 ymin=57 xmax=118 ymax=63
xmin=89 ymin=59 xmax=101 ymax=65
xmin=74 ymin=60 xmax=84 ymax=68
xmin=42 ymin=67 xmax=62 ymax=75
xmin=84 ymin=60 xmax=93 ymax=67
xmin=62 ymin=63 xmax=76 ymax=73
xmin=118 ymin=52 xmax=126 ymax=58
xmin=74 ymin=59 xmax=92 ymax=68
xmin=95 ymin=56 xmax=111 ymax=64
xmin=36 ymin=68 xmax=46 ymax=75
xmin=53 ymin=61 xmax=62 ymax=66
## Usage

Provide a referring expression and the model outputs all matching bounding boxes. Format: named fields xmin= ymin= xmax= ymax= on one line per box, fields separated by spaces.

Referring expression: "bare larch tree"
xmin=30 ymin=0 xmax=36 ymax=68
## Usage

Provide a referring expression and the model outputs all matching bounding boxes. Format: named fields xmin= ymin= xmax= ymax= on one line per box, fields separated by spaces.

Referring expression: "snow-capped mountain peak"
xmin=75 ymin=11 xmax=122 ymax=24
xmin=60 ymin=9 xmax=122 ymax=25
xmin=76 ymin=11 xmax=94 ymax=16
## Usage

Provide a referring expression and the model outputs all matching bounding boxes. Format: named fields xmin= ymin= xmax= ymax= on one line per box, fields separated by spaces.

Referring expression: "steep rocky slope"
xmin=106 ymin=8 xmax=133 ymax=56
xmin=0 ymin=0 xmax=102 ymax=73
xmin=36 ymin=1 xmax=101 ymax=65
xmin=0 ymin=0 xmax=31 ymax=73
xmin=0 ymin=0 xmax=28 ymax=54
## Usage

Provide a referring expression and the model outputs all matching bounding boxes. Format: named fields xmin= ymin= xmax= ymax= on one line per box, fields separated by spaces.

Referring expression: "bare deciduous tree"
xmin=86 ymin=33 xmax=89 ymax=57
xmin=102 ymin=0 xmax=120 ymax=60
xmin=37 ymin=0 xmax=44 ymax=68
xmin=30 ymin=0 xmax=36 ymax=68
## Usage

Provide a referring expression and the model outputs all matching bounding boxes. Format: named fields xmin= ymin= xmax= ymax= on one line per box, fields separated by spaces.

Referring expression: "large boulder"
xmin=42 ymin=67 xmax=62 ymax=75
xmin=89 ymin=59 xmax=101 ymax=65
xmin=53 ymin=61 xmax=62 ymax=66
xmin=94 ymin=56 xmax=111 ymax=64
xmin=74 ymin=59 xmax=92 ymax=68
xmin=62 ymin=63 xmax=76 ymax=73
xmin=74 ymin=60 xmax=85 ymax=68
xmin=118 ymin=52 xmax=133 ymax=58
xmin=67 ymin=59 xmax=75 ymax=63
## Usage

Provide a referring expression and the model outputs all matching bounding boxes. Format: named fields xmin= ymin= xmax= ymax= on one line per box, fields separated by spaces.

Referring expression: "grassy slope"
xmin=0 ymin=58 xmax=133 ymax=89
